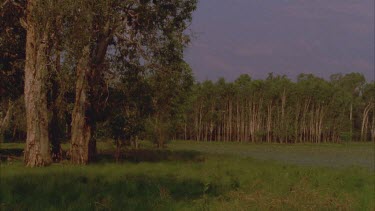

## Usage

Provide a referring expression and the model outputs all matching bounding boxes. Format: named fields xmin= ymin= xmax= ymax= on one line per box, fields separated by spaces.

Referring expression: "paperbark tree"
xmin=69 ymin=0 xmax=197 ymax=163
xmin=23 ymin=0 xmax=51 ymax=166
xmin=69 ymin=0 xmax=114 ymax=164
xmin=70 ymin=46 xmax=93 ymax=164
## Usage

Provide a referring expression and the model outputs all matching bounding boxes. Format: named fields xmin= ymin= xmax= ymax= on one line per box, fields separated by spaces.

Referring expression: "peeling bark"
xmin=70 ymin=31 xmax=110 ymax=164
xmin=23 ymin=0 xmax=51 ymax=167
xmin=70 ymin=46 xmax=93 ymax=164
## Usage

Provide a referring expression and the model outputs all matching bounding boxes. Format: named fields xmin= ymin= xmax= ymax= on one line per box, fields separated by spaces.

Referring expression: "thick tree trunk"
xmin=70 ymin=46 xmax=94 ymax=164
xmin=24 ymin=0 xmax=51 ymax=167
xmin=70 ymin=27 xmax=110 ymax=164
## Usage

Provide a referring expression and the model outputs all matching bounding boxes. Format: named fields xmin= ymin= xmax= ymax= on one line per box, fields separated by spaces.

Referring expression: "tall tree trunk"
xmin=229 ymin=100 xmax=232 ymax=141
xmin=70 ymin=46 xmax=93 ymax=164
xmin=223 ymin=112 xmax=226 ymax=142
xmin=371 ymin=105 xmax=375 ymax=142
xmin=266 ymin=102 xmax=272 ymax=143
xmin=236 ymin=100 xmax=240 ymax=142
xmin=249 ymin=101 xmax=254 ymax=142
xmin=280 ymin=89 xmax=286 ymax=143
xmin=70 ymin=25 xmax=110 ymax=164
xmin=24 ymin=0 xmax=51 ymax=167
xmin=198 ymin=103 xmax=202 ymax=141
xmin=350 ymin=103 xmax=353 ymax=141
xmin=361 ymin=103 xmax=372 ymax=141
xmin=294 ymin=102 xmax=301 ymax=143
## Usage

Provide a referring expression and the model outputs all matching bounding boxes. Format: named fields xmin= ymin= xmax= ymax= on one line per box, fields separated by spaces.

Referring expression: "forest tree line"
xmin=177 ymin=73 xmax=375 ymax=143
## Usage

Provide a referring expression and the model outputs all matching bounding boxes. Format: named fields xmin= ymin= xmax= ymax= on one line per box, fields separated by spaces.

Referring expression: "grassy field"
xmin=1 ymin=141 xmax=374 ymax=210
xmin=170 ymin=141 xmax=375 ymax=170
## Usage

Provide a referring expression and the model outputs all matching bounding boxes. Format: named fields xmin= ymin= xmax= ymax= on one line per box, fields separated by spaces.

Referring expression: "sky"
xmin=184 ymin=0 xmax=375 ymax=82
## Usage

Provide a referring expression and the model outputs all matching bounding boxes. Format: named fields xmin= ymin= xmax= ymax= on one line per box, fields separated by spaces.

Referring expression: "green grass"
xmin=1 ymin=141 xmax=374 ymax=210
xmin=169 ymin=141 xmax=375 ymax=170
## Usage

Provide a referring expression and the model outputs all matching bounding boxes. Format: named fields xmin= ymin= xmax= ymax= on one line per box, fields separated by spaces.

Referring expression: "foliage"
xmin=0 ymin=0 xmax=26 ymax=102
xmin=0 ymin=0 xmax=198 ymax=151
xmin=178 ymin=73 xmax=375 ymax=143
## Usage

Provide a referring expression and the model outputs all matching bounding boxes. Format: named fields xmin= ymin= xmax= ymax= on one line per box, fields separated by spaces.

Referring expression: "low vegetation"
xmin=1 ymin=141 xmax=374 ymax=210
xmin=170 ymin=141 xmax=375 ymax=169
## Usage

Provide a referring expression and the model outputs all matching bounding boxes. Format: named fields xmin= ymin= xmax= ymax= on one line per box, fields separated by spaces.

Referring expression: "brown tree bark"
xmin=23 ymin=0 xmax=52 ymax=167
xmin=70 ymin=27 xmax=110 ymax=164
xmin=70 ymin=46 xmax=94 ymax=164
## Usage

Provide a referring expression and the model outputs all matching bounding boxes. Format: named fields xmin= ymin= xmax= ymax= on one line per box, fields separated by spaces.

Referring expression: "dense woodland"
xmin=178 ymin=74 xmax=375 ymax=143
xmin=0 ymin=0 xmax=374 ymax=168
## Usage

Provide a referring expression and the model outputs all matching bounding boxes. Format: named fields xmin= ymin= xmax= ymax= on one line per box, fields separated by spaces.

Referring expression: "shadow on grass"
xmin=0 ymin=172 xmax=222 ymax=210
xmin=0 ymin=146 xmax=205 ymax=165
xmin=98 ymin=149 xmax=205 ymax=163
xmin=0 ymin=149 xmax=23 ymax=161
